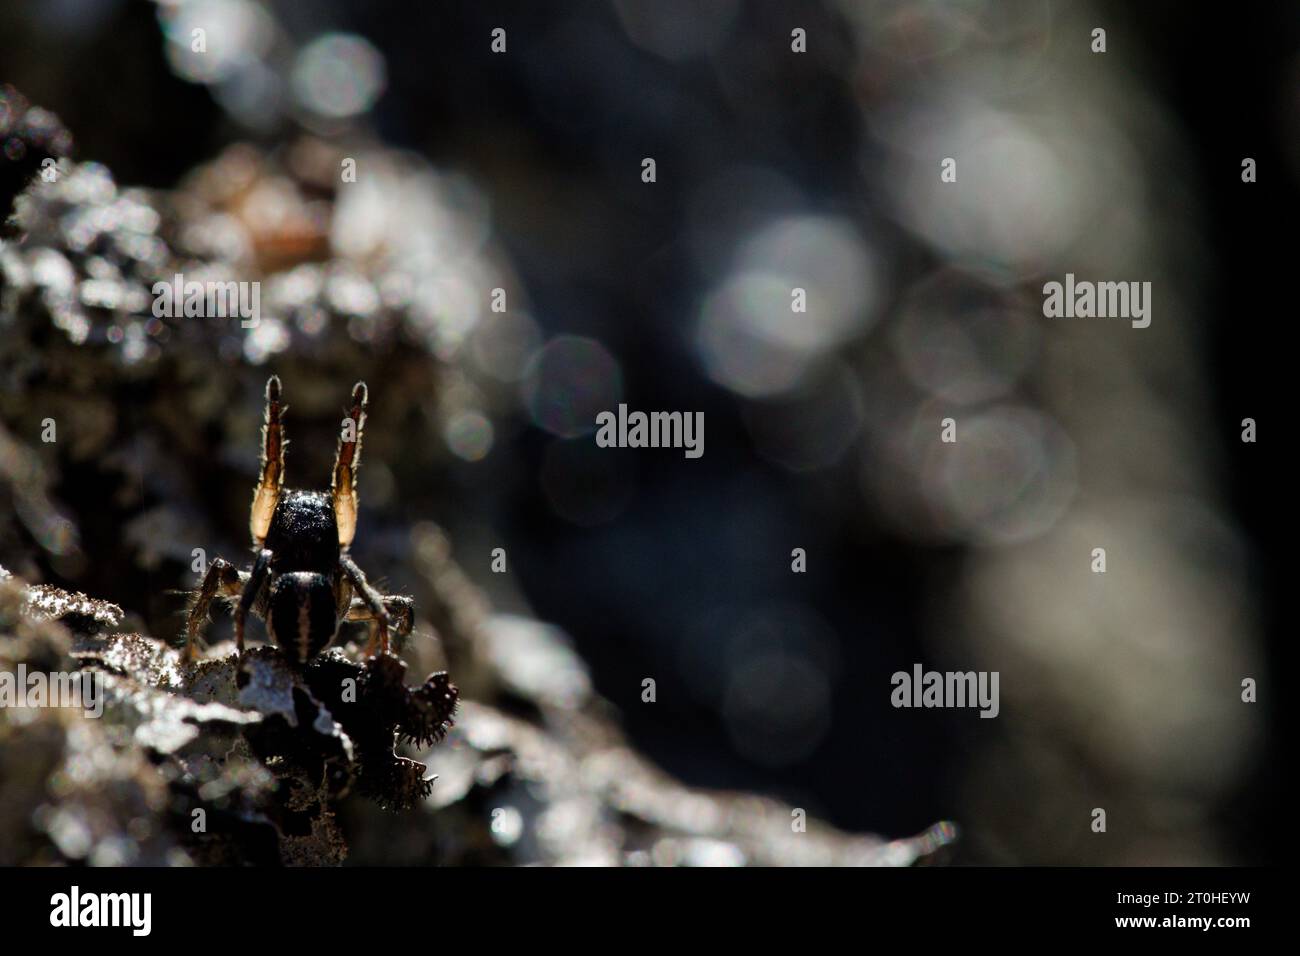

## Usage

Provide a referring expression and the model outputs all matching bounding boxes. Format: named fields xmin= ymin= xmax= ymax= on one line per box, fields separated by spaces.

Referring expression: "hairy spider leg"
xmin=347 ymin=593 xmax=414 ymax=653
xmin=250 ymin=375 xmax=286 ymax=548
xmin=340 ymin=553 xmax=389 ymax=656
xmin=331 ymin=381 xmax=367 ymax=550
xmin=183 ymin=557 xmax=244 ymax=662
xmin=235 ymin=548 xmax=272 ymax=655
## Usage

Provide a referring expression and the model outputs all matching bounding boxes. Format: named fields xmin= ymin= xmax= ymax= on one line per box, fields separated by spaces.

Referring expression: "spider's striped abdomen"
xmin=267 ymin=571 xmax=340 ymax=663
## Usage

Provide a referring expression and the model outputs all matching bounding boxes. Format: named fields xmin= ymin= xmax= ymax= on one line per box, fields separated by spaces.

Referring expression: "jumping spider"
xmin=184 ymin=375 xmax=413 ymax=664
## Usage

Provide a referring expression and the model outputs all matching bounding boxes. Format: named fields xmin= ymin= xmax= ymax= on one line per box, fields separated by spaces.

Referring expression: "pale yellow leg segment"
xmin=331 ymin=381 xmax=367 ymax=549
xmin=250 ymin=375 xmax=286 ymax=547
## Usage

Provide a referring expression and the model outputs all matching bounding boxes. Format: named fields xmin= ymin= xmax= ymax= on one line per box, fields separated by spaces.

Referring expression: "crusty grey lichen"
xmin=1 ymin=566 xmax=953 ymax=866
xmin=1 ymin=567 xmax=456 ymax=865
xmin=0 ymin=576 xmax=183 ymax=866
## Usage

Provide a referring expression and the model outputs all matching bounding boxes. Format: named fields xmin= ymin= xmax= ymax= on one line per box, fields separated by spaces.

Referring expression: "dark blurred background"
xmin=0 ymin=0 xmax=1288 ymax=864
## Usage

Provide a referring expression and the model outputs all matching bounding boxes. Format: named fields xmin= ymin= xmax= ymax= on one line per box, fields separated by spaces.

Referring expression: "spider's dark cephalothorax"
xmin=184 ymin=376 xmax=413 ymax=664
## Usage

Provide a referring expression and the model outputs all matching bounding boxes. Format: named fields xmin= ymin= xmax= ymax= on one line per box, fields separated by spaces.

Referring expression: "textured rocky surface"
xmin=0 ymin=89 xmax=954 ymax=866
xmin=1 ymin=569 xmax=953 ymax=866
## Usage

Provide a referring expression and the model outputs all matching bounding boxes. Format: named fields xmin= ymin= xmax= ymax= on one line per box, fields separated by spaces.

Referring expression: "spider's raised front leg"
xmin=339 ymin=553 xmax=390 ymax=657
xmin=184 ymin=557 xmax=243 ymax=662
xmin=250 ymin=375 xmax=286 ymax=548
xmin=347 ymin=593 xmax=414 ymax=655
xmin=331 ymin=382 xmax=367 ymax=550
